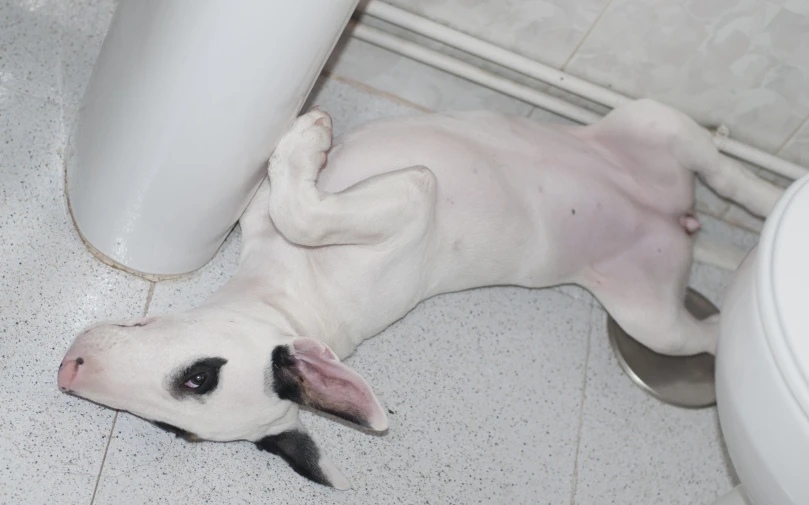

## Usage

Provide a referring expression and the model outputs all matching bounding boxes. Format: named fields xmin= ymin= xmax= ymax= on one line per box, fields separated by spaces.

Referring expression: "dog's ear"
xmin=256 ymin=418 xmax=351 ymax=490
xmin=270 ymin=338 xmax=388 ymax=431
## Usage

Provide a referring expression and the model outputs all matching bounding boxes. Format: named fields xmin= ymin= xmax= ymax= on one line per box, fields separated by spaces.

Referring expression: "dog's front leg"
xmin=267 ymin=108 xmax=436 ymax=247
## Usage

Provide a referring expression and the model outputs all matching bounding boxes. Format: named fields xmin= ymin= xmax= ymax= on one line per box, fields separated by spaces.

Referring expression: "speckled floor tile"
xmin=95 ymin=285 xmax=592 ymax=505
xmin=697 ymin=213 xmax=759 ymax=256
xmin=553 ymin=284 xmax=596 ymax=307
xmin=0 ymin=1 xmax=63 ymax=100
xmin=573 ymin=311 xmax=737 ymax=505
xmin=571 ymin=213 xmax=758 ymax=505
xmin=307 ymin=76 xmax=426 ymax=137
xmin=145 ymin=226 xmax=243 ymax=316
xmin=1 ymin=0 xmax=115 ymax=108
xmin=0 ymin=87 xmax=150 ymax=504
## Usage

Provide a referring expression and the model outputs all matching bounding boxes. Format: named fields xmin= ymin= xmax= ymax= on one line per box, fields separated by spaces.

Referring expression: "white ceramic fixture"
xmin=67 ymin=0 xmax=358 ymax=276
xmin=713 ymin=172 xmax=809 ymax=504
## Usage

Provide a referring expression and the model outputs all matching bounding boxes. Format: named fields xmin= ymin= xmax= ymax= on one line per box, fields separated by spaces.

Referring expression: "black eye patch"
xmin=169 ymin=357 xmax=227 ymax=399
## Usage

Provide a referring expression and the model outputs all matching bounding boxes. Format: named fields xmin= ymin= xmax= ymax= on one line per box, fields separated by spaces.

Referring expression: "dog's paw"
xmin=270 ymin=107 xmax=333 ymax=180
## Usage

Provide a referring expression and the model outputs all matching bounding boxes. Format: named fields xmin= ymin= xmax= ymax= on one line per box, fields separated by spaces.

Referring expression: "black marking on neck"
xmin=256 ymin=430 xmax=331 ymax=487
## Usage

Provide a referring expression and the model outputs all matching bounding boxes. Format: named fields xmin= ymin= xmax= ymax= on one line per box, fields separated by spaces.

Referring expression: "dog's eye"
xmin=170 ymin=357 xmax=227 ymax=398
xmin=184 ymin=372 xmax=208 ymax=389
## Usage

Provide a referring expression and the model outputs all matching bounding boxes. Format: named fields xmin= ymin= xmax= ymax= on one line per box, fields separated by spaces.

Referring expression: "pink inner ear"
xmin=293 ymin=338 xmax=339 ymax=362
xmin=292 ymin=338 xmax=388 ymax=431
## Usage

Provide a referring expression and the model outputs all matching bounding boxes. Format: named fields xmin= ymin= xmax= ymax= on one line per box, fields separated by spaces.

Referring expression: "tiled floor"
xmin=0 ymin=1 xmax=761 ymax=504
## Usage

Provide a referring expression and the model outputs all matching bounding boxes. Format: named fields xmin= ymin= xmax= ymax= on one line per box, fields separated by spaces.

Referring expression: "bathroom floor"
xmin=1 ymin=1 xmax=763 ymax=504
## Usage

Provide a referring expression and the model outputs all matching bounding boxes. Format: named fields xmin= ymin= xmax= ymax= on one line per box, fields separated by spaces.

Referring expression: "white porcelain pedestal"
xmin=67 ymin=0 xmax=357 ymax=276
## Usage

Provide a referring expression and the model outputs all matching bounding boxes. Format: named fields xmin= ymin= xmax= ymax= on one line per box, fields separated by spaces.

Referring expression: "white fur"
xmin=60 ymin=99 xmax=783 ymax=488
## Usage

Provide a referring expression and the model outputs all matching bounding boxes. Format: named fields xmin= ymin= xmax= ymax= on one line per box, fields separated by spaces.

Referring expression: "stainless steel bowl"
xmin=607 ymin=288 xmax=719 ymax=409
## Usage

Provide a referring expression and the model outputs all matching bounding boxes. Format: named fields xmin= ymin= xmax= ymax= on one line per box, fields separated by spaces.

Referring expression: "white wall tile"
xmin=386 ymin=0 xmax=612 ymax=67
xmin=326 ymin=32 xmax=535 ymax=115
xmin=779 ymin=117 xmax=809 ymax=168
xmin=566 ymin=0 xmax=809 ymax=153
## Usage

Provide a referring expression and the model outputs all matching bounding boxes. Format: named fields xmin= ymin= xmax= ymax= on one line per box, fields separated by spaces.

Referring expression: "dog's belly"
xmin=317 ymin=112 xmax=660 ymax=295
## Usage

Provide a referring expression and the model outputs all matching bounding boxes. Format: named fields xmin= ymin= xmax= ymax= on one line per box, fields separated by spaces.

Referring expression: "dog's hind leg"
xmin=267 ymin=108 xmax=436 ymax=247
xmin=592 ymin=98 xmax=784 ymax=217
xmin=585 ymin=219 xmax=719 ymax=356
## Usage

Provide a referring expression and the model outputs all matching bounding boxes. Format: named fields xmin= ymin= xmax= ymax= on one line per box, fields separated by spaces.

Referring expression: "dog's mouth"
xmin=152 ymin=420 xmax=201 ymax=442
xmin=112 ymin=317 xmax=157 ymax=328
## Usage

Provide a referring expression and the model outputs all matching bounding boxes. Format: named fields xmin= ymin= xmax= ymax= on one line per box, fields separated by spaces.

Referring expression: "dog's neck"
xmin=201 ymin=270 xmax=359 ymax=359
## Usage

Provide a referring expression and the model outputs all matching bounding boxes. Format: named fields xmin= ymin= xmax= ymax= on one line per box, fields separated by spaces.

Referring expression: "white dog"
xmin=58 ymin=99 xmax=781 ymax=489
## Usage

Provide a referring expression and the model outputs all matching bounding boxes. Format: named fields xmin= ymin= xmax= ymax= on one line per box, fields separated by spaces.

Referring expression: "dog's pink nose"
xmin=57 ymin=357 xmax=84 ymax=392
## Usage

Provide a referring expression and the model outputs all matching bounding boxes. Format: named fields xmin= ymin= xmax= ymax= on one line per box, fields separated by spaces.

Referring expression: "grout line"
xmin=1 ymin=80 xmax=56 ymax=104
xmin=569 ymin=304 xmax=595 ymax=505
xmin=700 ymin=202 xmax=731 ymax=222
xmin=697 ymin=208 xmax=762 ymax=235
xmin=716 ymin=206 xmax=764 ymax=234
xmin=143 ymin=282 xmax=156 ymax=317
xmin=561 ymin=0 xmax=616 ymax=71
xmin=325 ymin=72 xmax=435 ymax=113
xmin=696 ymin=206 xmax=730 ymax=222
xmin=63 ymin=155 xmax=199 ymax=283
xmin=89 ymin=411 xmax=118 ymax=505
xmin=774 ymin=111 xmax=809 ymax=155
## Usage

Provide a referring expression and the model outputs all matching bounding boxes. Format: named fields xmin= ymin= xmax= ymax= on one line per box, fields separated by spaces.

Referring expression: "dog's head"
xmin=57 ymin=309 xmax=387 ymax=489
